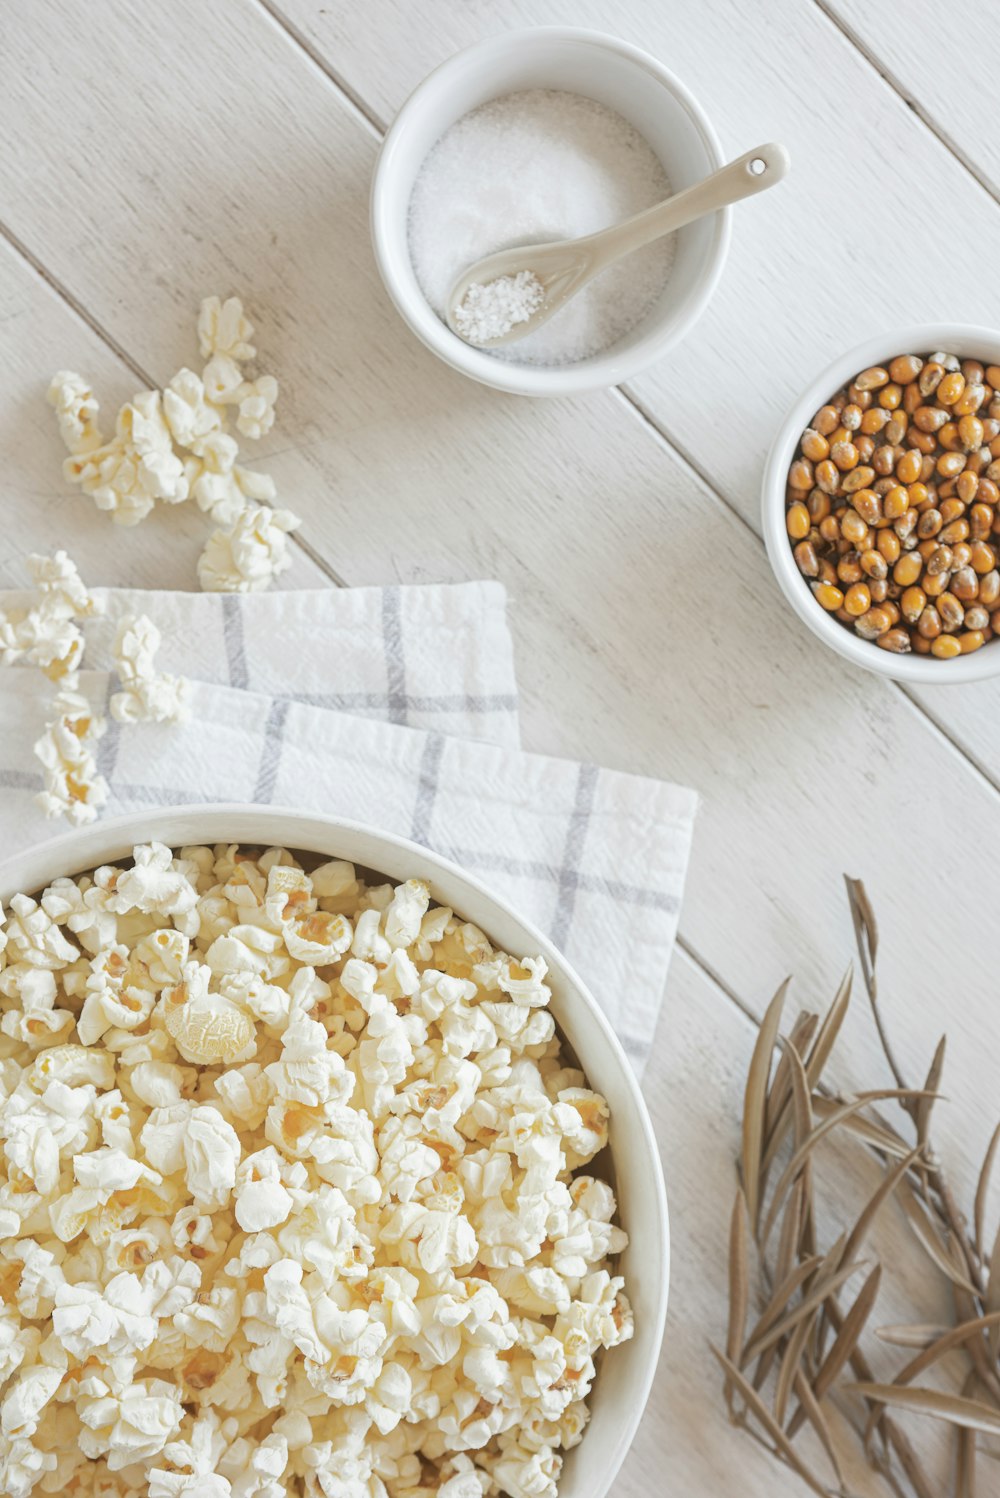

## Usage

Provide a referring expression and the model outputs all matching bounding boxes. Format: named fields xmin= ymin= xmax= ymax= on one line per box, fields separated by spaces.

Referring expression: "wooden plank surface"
xmin=273 ymin=0 xmax=1000 ymax=786
xmin=2 ymin=0 xmax=997 ymax=1187
xmin=3 ymin=2 xmax=999 ymax=1492
xmin=820 ymin=0 xmax=1000 ymax=199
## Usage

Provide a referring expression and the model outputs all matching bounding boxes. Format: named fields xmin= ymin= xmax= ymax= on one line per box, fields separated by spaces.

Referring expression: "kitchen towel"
xmin=0 ymin=581 xmax=696 ymax=1074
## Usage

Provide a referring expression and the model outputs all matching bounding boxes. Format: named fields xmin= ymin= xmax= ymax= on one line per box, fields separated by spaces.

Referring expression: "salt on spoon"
xmin=447 ymin=142 xmax=791 ymax=349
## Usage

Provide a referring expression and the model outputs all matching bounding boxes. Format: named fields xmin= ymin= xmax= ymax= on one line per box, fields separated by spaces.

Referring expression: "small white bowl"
xmin=370 ymin=27 xmax=729 ymax=396
xmin=0 ymin=805 xmax=668 ymax=1498
xmin=763 ymin=325 xmax=1000 ymax=684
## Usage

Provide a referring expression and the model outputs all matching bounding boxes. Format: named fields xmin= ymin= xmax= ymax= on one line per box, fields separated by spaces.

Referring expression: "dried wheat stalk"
xmin=715 ymin=876 xmax=1000 ymax=1496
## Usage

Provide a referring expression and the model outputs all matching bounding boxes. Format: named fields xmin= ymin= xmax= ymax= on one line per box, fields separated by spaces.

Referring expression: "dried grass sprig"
xmin=718 ymin=878 xmax=1000 ymax=1496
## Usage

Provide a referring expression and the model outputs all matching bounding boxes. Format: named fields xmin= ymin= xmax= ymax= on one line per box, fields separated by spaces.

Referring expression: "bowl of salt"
xmin=370 ymin=26 xmax=731 ymax=396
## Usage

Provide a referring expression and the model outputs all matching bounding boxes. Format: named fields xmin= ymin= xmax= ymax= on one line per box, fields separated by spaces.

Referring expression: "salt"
xmin=454 ymin=270 xmax=545 ymax=345
xmin=408 ymin=89 xmax=674 ymax=366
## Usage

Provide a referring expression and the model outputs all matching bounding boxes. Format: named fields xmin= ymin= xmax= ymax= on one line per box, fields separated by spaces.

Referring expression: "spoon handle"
xmin=586 ymin=142 xmax=790 ymax=271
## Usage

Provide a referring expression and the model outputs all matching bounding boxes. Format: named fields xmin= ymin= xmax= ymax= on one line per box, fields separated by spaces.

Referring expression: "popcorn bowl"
xmin=0 ymin=804 xmax=669 ymax=1498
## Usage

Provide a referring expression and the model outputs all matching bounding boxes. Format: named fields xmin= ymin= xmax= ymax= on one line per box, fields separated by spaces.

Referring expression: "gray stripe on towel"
xmin=382 ymin=588 xmax=408 ymax=725
xmin=410 ymin=734 xmax=445 ymax=844
xmin=253 ymin=698 xmax=291 ymax=803
xmin=550 ymin=763 xmax=599 ymax=948
xmin=222 ymin=595 xmax=250 ymax=690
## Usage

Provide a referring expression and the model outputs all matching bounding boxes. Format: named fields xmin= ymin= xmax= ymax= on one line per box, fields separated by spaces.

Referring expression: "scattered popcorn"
xmin=110 ymin=613 xmax=190 ymax=725
xmin=46 ymin=371 xmax=103 ymax=455
xmin=162 ymin=369 xmax=223 ymax=450
xmin=49 ymin=296 xmax=299 ymax=591
xmin=236 ymin=375 xmax=279 ymax=440
xmin=197 ymin=295 xmax=256 ymax=363
xmin=0 ymin=550 xmax=195 ymax=826
xmin=188 ymin=440 xmax=277 ymax=529
xmin=0 ymin=843 xmax=632 ymax=1495
xmin=202 ymin=354 xmax=246 ymax=406
xmin=25 ymin=551 xmax=102 ymax=621
xmin=197 ymin=504 xmax=300 ymax=593
xmin=63 ymin=390 xmax=190 ymax=526
xmin=0 ymin=550 xmax=103 ymax=685
xmin=33 ymin=688 xmax=108 ymax=825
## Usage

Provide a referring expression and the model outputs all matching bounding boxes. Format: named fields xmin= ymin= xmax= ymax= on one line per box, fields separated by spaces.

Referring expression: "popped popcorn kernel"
xmin=197 ymin=504 xmax=300 ymax=594
xmin=110 ymin=613 xmax=190 ymax=725
xmin=197 ymin=295 xmax=256 ymax=363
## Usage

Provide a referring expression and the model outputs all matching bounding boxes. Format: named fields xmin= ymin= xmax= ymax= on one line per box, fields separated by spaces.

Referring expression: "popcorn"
xmin=234 ymin=1147 xmax=306 ymax=1232
xmin=236 ymin=375 xmax=279 ymax=440
xmin=214 ymin=1062 xmax=273 ymax=1130
xmin=128 ymin=1059 xmax=192 ymax=1109
xmin=202 ymin=355 xmax=246 ymax=406
xmin=0 ymin=1435 xmax=55 ymax=1498
xmin=77 ymin=946 xmax=156 ymax=1046
xmin=489 ymin=1437 xmax=562 ymax=1498
xmin=107 ymin=843 xmax=200 ymax=923
xmin=110 ymin=614 xmax=191 ymax=725
xmin=48 ymin=296 xmax=300 ymax=595
xmin=78 ymin=1377 xmax=184 ymax=1468
xmin=188 ymin=439 xmax=275 ymax=529
xmin=0 ymin=844 xmax=629 ymax=1497
xmin=1 ymin=1364 xmax=62 ymax=1439
xmin=163 ymin=369 xmax=223 ymax=449
xmin=385 ymin=879 xmax=430 ymax=949
xmin=0 ymin=550 xmax=114 ymax=826
xmin=64 ymin=390 xmax=189 ymax=525
xmin=197 ymin=296 xmax=256 ymax=362
xmin=265 ymin=1013 xmax=353 ymax=1109
xmin=33 ymin=688 xmax=108 ymax=825
xmin=140 ymin=1104 xmax=241 ymax=1210
xmin=282 ymin=911 xmax=352 ymax=967
xmin=25 ymin=550 xmax=103 ymax=622
xmin=47 ymin=371 xmax=103 ymax=455
xmin=40 ymin=875 xmax=118 ymax=952
xmin=197 ymin=504 xmax=301 ymax=593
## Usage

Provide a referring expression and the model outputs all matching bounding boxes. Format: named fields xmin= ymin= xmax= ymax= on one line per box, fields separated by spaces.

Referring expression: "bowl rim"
xmin=369 ymin=24 xmax=731 ymax=396
xmin=762 ymin=323 xmax=1000 ymax=684
xmin=0 ymin=802 xmax=669 ymax=1497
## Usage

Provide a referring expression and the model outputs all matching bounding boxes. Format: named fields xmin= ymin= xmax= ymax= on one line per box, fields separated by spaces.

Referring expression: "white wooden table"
xmin=4 ymin=3 xmax=999 ymax=1492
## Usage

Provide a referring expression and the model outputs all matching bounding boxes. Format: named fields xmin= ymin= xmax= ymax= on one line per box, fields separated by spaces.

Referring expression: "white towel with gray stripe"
xmin=0 ymin=581 xmax=695 ymax=1073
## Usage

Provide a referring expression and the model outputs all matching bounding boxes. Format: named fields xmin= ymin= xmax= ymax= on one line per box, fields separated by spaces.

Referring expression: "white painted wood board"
xmin=2 ymin=2 xmax=999 ymax=1491
xmin=821 ymin=0 xmax=1000 ymax=199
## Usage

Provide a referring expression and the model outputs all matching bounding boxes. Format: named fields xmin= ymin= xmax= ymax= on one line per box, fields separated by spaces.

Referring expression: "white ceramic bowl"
xmin=370 ymin=26 xmax=729 ymax=396
xmin=0 ymin=804 xmax=668 ymax=1498
xmin=763 ymin=325 xmax=1000 ymax=683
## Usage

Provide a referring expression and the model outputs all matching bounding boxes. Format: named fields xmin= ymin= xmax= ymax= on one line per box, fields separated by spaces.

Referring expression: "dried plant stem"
xmin=843 ymin=876 xmax=910 ymax=1101
xmin=716 ymin=877 xmax=1000 ymax=1498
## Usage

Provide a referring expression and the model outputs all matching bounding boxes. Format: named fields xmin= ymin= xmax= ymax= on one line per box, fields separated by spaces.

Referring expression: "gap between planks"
xmin=255 ymin=0 xmax=388 ymax=136
xmin=809 ymin=0 xmax=1000 ymax=202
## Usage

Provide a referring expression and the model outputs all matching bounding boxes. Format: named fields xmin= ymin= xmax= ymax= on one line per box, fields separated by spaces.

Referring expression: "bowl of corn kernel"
xmin=763 ymin=326 xmax=1000 ymax=681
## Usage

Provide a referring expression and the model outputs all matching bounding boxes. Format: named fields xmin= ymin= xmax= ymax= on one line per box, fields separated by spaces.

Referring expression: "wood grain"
xmin=820 ymin=0 xmax=1000 ymax=199
xmin=3 ymin=3 xmax=1000 ymax=1490
xmin=271 ymin=0 xmax=1000 ymax=783
xmin=3 ymin=0 xmax=1000 ymax=1181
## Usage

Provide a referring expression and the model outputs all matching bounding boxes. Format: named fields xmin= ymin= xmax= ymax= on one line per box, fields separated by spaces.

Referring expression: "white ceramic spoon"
xmin=446 ymin=142 xmax=791 ymax=349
